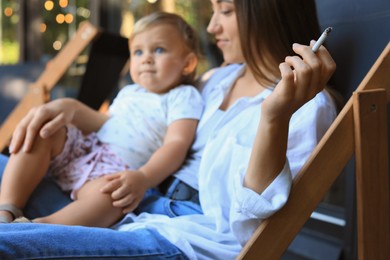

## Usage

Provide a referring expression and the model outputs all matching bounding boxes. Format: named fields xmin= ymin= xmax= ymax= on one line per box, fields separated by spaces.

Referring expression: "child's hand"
xmin=100 ymin=170 xmax=150 ymax=213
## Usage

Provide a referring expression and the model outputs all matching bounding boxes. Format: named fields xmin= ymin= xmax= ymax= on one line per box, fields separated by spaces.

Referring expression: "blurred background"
xmin=0 ymin=0 xmax=389 ymax=259
xmin=0 ymin=0 xmax=222 ymax=118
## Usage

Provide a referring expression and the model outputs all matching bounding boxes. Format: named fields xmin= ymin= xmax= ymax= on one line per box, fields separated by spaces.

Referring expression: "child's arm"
xmin=69 ymin=98 xmax=109 ymax=134
xmin=139 ymin=118 xmax=198 ymax=187
xmin=101 ymin=118 xmax=198 ymax=213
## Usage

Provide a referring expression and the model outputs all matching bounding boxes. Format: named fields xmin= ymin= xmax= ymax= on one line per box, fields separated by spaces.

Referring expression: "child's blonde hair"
xmin=130 ymin=12 xmax=201 ymax=85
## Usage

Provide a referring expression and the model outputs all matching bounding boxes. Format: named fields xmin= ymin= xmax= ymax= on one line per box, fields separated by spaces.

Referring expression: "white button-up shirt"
xmin=114 ymin=64 xmax=338 ymax=259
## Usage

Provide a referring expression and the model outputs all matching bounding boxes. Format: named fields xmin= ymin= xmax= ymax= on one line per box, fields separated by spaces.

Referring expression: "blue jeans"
xmin=0 ymin=154 xmax=198 ymax=259
xmin=0 ymin=224 xmax=188 ymax=259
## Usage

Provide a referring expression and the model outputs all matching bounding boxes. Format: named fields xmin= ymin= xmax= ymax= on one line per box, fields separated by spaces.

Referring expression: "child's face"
xmin=129 ymin=24 xmax=194 ymax=93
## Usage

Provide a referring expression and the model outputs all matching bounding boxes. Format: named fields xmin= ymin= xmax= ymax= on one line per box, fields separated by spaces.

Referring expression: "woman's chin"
xmin=223 ymin=55 xmax=245 ymax=65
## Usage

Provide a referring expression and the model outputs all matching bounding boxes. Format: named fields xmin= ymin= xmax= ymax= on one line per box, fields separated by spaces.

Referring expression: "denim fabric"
xmin=136 ymin=188 xmax=202 ymax=217
xmin=0 ymin=154 xmax=190 ymax=259
xmin=0 ymin=223 xmax=189 ymax=259
xmin=0 ymin=154 xmax=7 ymax=176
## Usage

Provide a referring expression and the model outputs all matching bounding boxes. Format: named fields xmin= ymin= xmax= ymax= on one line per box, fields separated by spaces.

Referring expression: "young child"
xmin=0 ymin=12 xmax=203 ymax=227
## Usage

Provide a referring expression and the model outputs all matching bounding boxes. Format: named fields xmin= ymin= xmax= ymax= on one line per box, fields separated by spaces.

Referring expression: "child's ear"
xmin=182 ymin=52 xmax=198 ymax=75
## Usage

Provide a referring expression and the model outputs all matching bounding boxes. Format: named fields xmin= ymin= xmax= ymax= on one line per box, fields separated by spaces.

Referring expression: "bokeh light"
xmin=4 ymin=7 xmax=13 ymax=17
xmin=65 ymin=13 xmax=74 ymax=24
xmin=59 ymin=0 xmax=69 ymax=8
xmin=53 ymin=40 xmax=62 ymax=51
xmin=44 ymin=0 xmax=54 ymax=11
xmin=40 ymin=23 xmax=47 ymax=33
xmin=56 ymin=14 xmax=65 ymax=24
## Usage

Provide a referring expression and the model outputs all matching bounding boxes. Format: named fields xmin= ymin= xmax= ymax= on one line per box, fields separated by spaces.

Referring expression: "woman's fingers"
xmin=295 ymin=41 xmax=336 ymax=89
xmin=39 ymin=112 xmax=69 ymax=138
xmin=284 ymin=55 xmax=313 ymax=101
xmin=9 ymin=99 xmax=77 ymax=153
xmin=9 ymin=107 xmax=41 ymax=153
xmin=286 ymin=42 xmax=335 ymax=103
xmin=23 ymin=106 xmax=59 ymax=152
xmin=10 ymin=105 xmax=55 ymax=153
xmin=276 ymin=62 xmax=295 ymax=98
xmin=9 ymin=113 xmax=28 ymax=153
xmin=292 ymin=44 xmax=322 ymax=95
xmin=264 ymin=43 xmax=336 ymax=124
xmin=309 ymin=40 xmax=337 ymax=85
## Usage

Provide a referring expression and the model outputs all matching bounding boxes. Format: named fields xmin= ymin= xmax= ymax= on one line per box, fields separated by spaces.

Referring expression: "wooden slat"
xmin=35 ymin=21 xmax=99 ymax=91
xmin=0 ymin=22 xmax=99 ymax=152
xmin=238 ymin=99 xmax=355 ymax=260
xmin=353 ymin=89 xmax=390 ymax=260
xmin=238 ymin=42 xmax=390 ymax=260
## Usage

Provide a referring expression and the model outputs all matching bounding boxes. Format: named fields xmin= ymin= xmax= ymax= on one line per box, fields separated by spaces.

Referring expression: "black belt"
xmin=159 ymin=176 xmax=199 ymax=204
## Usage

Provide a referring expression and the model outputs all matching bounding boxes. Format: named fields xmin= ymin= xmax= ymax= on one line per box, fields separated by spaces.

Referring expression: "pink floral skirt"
xmin=48 ymin=127 xmax=129 ymax=199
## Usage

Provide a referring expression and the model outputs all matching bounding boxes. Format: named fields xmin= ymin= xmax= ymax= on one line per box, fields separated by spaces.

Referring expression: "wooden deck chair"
xmin=0 ymin=21 xmax=98 ymax=152
xmin=238 ymin=42 xmax=390 ymax=259
xmin=0 ymin=22 xmax=130 ymax=152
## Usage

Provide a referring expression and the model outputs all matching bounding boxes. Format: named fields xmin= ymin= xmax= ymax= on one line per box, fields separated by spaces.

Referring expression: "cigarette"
xmin=312 ymin=27 xmax=333 ymax=53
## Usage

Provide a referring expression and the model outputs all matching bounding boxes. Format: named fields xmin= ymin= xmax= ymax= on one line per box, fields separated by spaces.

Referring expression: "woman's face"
xmin=207 ymin=0 xmax=244 ymax=64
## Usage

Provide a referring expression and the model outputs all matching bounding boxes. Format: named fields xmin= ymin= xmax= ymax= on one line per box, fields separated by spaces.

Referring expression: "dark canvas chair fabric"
xmin=77 ymin=31 xmax=129 ymax=110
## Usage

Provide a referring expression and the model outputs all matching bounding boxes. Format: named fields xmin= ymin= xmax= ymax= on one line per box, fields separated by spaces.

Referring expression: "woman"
xmin=0 ymin=0 xmax=337 ymax=259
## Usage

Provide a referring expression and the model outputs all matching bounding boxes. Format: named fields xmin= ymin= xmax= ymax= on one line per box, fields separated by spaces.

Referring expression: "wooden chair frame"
xmin=239 ymin=42 xmax=390 ymax=259
xmin=0 ymin=22 xmax=99 ymax=152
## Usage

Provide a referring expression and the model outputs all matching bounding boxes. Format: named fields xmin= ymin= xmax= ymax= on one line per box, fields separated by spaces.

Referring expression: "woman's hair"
xmin=130 ymin=12 xmax=201 ymax=85
xmin=235 ymin=0 xmax=322 ymax=87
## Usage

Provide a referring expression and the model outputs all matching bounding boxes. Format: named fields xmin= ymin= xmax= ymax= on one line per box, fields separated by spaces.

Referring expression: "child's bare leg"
xmin=34 ymin=177 xmax=124 ymax=227
xmin=0 ymin=128 xmax=67 ymax=222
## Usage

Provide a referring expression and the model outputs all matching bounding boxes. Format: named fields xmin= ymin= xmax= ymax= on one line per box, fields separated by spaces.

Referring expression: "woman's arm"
xmin=9 ymin=98 xmax=108 ymax=153
xmin=244 ymin=42 xmax=336 ymax=193
xmin=230 ymin=43 xmax=336 ymax=246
